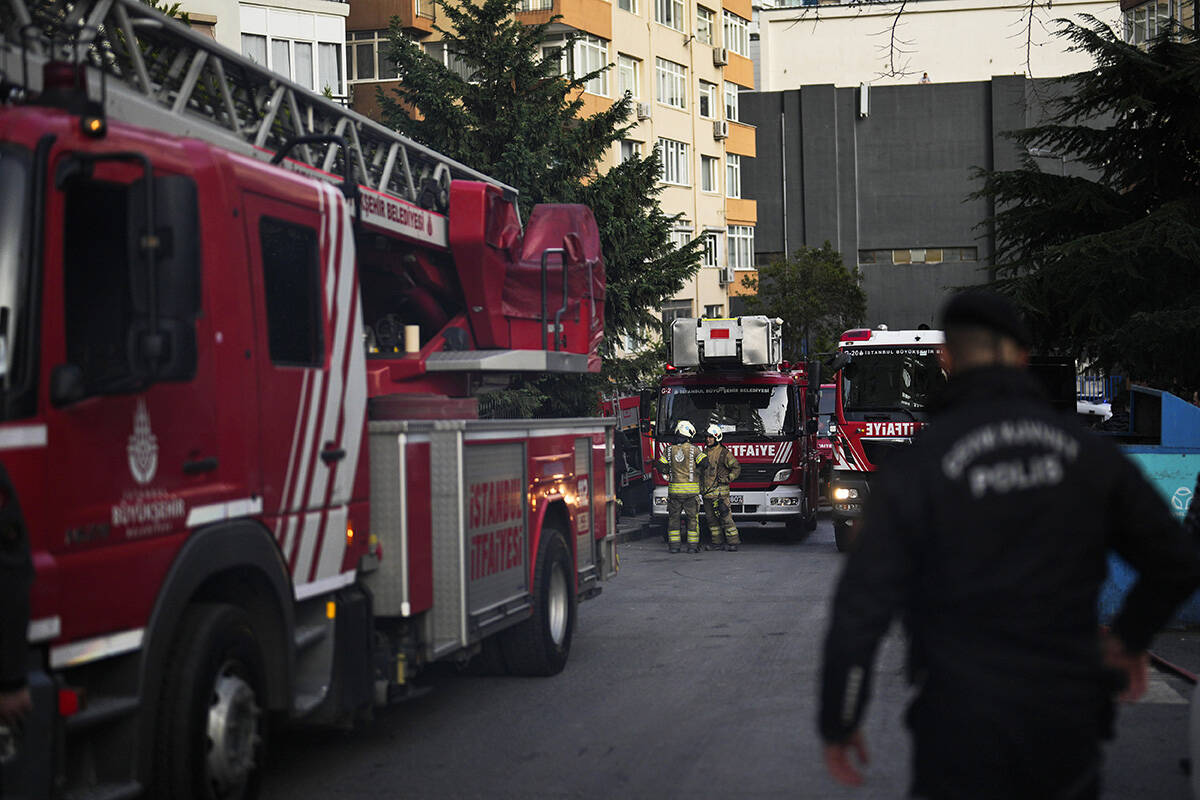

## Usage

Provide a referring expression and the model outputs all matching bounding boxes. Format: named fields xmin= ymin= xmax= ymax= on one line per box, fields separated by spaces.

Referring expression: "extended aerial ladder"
xmin=1 ymin=0 xmax=606 ymax=379
xmin=0 ymin=0 xmax=511 ymax=225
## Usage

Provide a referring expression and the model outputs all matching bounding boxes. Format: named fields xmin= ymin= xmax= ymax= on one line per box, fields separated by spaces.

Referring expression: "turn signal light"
xmin=840 ymin=329 xmax=872 ymax=342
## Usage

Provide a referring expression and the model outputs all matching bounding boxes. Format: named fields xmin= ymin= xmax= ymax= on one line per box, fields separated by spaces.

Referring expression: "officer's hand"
xmin=1102 ymin=634 xmax=1149 ymax=702
xmin=823 ymin=730 xmax=868 ymax=787
xmin=0 ymin=686 xmax=32 ymax=726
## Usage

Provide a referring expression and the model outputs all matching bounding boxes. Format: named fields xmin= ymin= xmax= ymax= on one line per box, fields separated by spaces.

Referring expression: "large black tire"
xmin=499 ymin=525 xmax=576 ymax=676
xmin=805 ymin=495 xmax=819 ymax=532
xmin=154 ymin=603 xmax=268 ymax=800
xmin=834 ymin=525 xmax=855 ymax=553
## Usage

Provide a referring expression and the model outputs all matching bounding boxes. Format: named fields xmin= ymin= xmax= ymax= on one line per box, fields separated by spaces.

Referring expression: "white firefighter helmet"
xmin=675 ymin=420 xmax=697 ymax=439
xmin=706 ymin=424 xmax=723 ymax=442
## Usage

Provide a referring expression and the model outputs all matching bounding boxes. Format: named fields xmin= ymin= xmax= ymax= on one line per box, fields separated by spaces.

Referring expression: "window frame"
xmin=697 ymin=6 xmax=715 ymax=43
xmin=655 ymin=58 xmax=687 ymax=109
xmin=575 ymin=34 xmax=610 ymax=96
xmin=725 ymin=154 xmax=741 ymax=199
xmin=700 ymin=154 xmax=720 ymax=193
xmin=722 ymin=10 xmax=750 ymax=56
xmin=658 ymin=138 xmax=690 ymax=186
xmin=698 ymin=80 xmax=717 ymax=118
xmin=724 ymin=81 xmax=740 ymax=122
xmin=656 ymin=0 xmax=686 ymax=32
xmin=727 ymin=224 xmax=753 ymax=269
xmin=618 ymin=54 xmax=641 ymax=99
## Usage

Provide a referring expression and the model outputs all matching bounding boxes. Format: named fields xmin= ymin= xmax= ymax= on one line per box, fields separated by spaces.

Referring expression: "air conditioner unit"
xmin=712 ymin=47 xmax=729 ymax=66
xmin=636 ymin=102 xmax=651 ymax=120
xmin=713 ymin=119 xmax=729 ymax=139
xmin=719 ymin=266 xmax=736 ymax=284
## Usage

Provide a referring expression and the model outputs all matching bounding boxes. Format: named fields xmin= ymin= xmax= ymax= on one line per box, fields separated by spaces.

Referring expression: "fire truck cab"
xmin=828 ymin=327 xmax=946 ymax=551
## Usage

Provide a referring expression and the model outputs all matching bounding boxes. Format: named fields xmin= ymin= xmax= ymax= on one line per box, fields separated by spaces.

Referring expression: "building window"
xmin=656 ymin=0 xmax=686 ymax=31
xmin=575 ymin=35 xmax=609 ymax=96
xmin=242 ymin=33 xmax=267 ymax=66
xmin=661 ymin=300 xmax=693 ymax=328
xmin=618 ymin=54 xmax=640 ymax=98
xmin=728 ymin=225 xmax=753 ymax=268
xmin=1123 ymin=0 xmax=1183 ymax=43
xmin=658 ymin=138 xmax=690 ymax=185
xmin=697 ymin=6 xmax=714 ymax=43
xmin=348 ymin=30 xmax=401 ymax=82
xmin=724 ymin=81 xmax=740 ymax=121
xmin=723 ymin=11 xmax=749 ymax=56
xmin=703 ymin=230 xmax=721 ymax=266
xmin=425 ymin=42 xmax=473 ymax=81
xmin=725 ymin=155 xmax=741 ymax=198
xmin=318 ymin=42 xmax=344 ymax=96
xmin=541 ymin=43 xmax=566 ymax=76
xmin=518 ymin=0 xmax=554 ymax=8
xmin=701 ymin=155 xmax=719 ymax=192
xmin=698 ymin=80 xmax=717 ymax=118
xmin=704 ymin=303 xmax=724 ymax=318
xmin=864 ymin=247 xmax=980 ymax=265
xmin=671 ymin=226 xmax=693 ymax=252
xmin=618 ymin=0 xmax=637 ymax=12
xmin=621 ymin=139 xmax=643 ymax=162
xmin=656 ymin=58 xmax=687 ymax=109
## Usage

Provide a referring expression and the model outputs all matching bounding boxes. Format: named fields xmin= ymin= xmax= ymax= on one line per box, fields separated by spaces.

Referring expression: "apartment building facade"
xmin=344 ymin=0 xmax=759 ymax=337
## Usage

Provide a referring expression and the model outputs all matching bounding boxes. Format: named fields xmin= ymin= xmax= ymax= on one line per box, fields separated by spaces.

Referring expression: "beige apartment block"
xmin=756 ymin=0 xmax=1121 ymax=90
xmin=342 ymin=0 xmax=758 ymax=352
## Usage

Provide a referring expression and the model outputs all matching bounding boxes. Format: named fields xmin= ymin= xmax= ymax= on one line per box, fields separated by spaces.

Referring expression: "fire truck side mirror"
xmin=825 ymin=352 xmax=852 ymax=375
xmin=806 ymin=361 xmax=821 ymax=393
xmin=128 ymin=175 xmax=200 ymax=382
xmin=50 ymin=364 xmax=86 ymax=407
xmin=638 ymin=388 xmax=655 ymax=421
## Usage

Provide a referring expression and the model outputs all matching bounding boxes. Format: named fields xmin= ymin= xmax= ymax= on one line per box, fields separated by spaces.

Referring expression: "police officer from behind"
xmin=700 ymin=424 xmax=742 ymax=551
xmin=660 ymin=420 xmax=705 ymax=554
xmin=819 ymin=291 xmax=1200 ymax=799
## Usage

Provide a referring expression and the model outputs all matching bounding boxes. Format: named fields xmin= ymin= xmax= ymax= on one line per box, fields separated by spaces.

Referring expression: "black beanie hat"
xmin=939 ymin=290 xmax=1033 ymax=349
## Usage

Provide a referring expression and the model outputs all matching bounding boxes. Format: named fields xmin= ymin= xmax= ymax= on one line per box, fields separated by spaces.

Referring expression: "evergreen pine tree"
xmin=974 ymin=17 xmax=1200 ymax=395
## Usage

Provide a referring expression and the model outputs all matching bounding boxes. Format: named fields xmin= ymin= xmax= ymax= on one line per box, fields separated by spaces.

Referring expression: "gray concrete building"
xmin=741 ymin=76 xmax=1065 ymax=328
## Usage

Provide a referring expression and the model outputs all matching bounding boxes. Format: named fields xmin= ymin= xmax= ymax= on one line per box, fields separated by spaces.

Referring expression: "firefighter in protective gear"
xmin=700 ymin=424 xmax=742 ymax=551
xmin=659 ymin=420 xmax=705 ymax=553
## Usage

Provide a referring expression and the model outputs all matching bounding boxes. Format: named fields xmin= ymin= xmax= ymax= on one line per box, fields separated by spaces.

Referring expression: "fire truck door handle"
xmin=183 ymin=457 xmax=219 ymax=474
xmin=320 ymin=447 xmax=346 ymax=464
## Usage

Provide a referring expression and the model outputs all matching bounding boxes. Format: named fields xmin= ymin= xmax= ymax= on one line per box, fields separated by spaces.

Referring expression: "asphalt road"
xmin=260 ymin=514 xmax=1195 ymax=799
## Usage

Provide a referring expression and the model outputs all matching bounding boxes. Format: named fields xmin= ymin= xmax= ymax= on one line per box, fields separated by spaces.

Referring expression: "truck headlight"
xmin=654 ymin=495 xmax=668 ymax=506
xmin=832 ymin=487 xmax=859 ymax=501
xmin=773 ymin=468 xmax=792 ymax=482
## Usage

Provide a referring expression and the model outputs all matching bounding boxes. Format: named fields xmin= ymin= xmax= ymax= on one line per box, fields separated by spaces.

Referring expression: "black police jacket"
xmin=819 ymin=366 xmax=1200 ymax=743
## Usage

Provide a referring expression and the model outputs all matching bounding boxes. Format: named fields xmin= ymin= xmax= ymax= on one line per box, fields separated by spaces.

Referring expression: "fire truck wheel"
xmin=500 ymin=526 xmax=576 ymax=676
xmin=155 ymin=603 xmax=267 ymax=800
xmin=834 ymin=524 xmax=855 ymax=553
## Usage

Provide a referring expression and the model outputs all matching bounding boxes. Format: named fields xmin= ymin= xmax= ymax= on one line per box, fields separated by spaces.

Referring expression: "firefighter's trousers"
xmin=702 ymin=488 xmax=740 ymax=545
xmin=667 ymin=490 xmax=700 ymax=547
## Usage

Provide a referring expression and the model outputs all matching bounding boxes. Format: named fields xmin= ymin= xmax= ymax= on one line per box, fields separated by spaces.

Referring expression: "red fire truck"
xmin=827 ymin=327 xmax=946 ymax=551
xmin=648 ymin=317 xmax=821 ymax=537
xmin=0 ymin=3 xmax=616 ymax=796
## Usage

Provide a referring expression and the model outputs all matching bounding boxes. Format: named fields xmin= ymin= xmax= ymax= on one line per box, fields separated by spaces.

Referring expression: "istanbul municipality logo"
xmin=127 ymin=399 xmax=159 ymax=485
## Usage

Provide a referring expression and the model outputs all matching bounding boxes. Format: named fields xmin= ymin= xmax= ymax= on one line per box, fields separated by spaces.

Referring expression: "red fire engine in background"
xmin=0 ymin=3 xmax=616 ymax=796
xmin=827 ymin=327 xmax=946 ymax=551
xmin=648 ymin=317 xmax=822 ymax=537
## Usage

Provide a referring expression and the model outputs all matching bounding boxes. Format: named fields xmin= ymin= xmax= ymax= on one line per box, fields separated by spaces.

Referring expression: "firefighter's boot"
xmin=726 ymin=541 xmax=739 ymax=552
xmin=707 ymin=540 xmax=725 ymax=551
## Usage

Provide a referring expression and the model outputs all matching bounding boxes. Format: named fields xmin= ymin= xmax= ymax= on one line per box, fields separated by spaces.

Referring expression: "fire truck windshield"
xmin=840 ymin=349 xmax=946 ymax=421
xmin=0 ymin=148 xmax=29 ymax=393
xmin=658 ymin=384 xmax=796 ymax=440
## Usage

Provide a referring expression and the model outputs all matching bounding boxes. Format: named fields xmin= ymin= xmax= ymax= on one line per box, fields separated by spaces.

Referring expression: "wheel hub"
xmin=547 ymin=562 xmax=569 ymax=646
xmin=206 ymin=664 xmax=261 ymax=796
